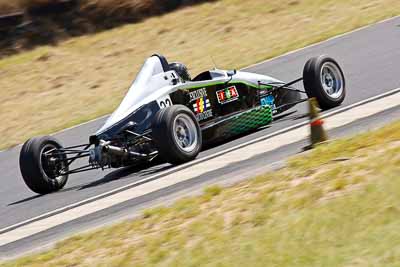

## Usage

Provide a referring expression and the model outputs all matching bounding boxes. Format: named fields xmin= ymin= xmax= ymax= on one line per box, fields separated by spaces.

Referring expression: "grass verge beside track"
xmin=0 ymin=0 xmax=399 ymax=150
xmin=2 ymin=121 xmax=400 ymax=266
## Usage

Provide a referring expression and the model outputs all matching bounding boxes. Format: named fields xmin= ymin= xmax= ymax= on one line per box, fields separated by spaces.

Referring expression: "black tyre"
xmin=152 ymin=105 xmax=202 ymax=165
xmin=19 ymin=136 xmax=69 ymax=194
xmin=303 ymin=55 xmax=346 ymax=110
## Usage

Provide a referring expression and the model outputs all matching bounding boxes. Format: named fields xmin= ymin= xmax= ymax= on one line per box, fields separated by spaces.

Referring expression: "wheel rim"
xmin=173 ymin=114 xmax=198 ymax=153
xmin=320 ymin=62 xmax=344 ymax=99
xmin=40 ymin=144 xmax=67 ymax=181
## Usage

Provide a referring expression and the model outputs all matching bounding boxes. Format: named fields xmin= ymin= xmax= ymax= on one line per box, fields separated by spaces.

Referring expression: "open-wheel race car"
xmin=20 ymin=54 xmax=346 ymax=194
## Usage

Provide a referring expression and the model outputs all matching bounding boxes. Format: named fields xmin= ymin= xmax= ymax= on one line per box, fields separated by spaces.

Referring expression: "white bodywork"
xmin=96 ymin=56 xmax=283 ymax=135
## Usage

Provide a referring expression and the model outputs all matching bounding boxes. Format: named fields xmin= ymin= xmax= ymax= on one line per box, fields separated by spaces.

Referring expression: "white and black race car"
xmin=20 ymin=54 xmax=345 ymax=194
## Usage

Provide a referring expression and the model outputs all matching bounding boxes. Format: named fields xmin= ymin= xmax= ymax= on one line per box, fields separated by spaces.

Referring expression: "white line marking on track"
xmin=0 ymin=88 xmax=399 ymax=247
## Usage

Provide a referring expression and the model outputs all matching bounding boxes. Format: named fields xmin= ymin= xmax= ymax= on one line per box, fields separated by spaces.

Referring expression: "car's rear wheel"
xmin=20 ymin=136 xmax=69 ymax=194
xmin=303 ymin=55 xmax=346 ymax=109
xmin=152 ymin=105 xmax=202 ymax=164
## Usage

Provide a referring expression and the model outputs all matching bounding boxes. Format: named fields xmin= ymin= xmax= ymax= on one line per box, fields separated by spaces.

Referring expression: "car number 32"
xmin=157 ymin=95 xmax=173 ymax=109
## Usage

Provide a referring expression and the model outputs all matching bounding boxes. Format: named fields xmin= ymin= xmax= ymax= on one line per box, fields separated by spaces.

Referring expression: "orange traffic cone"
xmin=307 ymin=98 xmax=328 ymax=149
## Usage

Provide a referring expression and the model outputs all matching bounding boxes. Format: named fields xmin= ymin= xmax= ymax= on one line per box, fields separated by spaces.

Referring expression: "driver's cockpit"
xmin=154 ymin=54 xmax=227 ymax=83
xmin=192 ymin=70 xmax=227 ymax=82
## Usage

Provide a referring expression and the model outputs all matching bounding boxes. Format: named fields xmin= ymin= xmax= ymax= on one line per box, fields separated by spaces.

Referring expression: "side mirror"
xmin=227 ymin=70 xmax=237 ymax=77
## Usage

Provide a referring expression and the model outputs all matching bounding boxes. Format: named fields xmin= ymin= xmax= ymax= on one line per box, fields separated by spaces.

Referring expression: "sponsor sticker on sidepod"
xmin=189 ymin=88 xmax=213 ymax=121
xmin=216 ymin=86 xmax=239 ymax=104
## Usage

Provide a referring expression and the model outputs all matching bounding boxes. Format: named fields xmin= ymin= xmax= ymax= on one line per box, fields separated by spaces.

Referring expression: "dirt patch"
xmin=0 ymin=0 xmax=215 ymax=57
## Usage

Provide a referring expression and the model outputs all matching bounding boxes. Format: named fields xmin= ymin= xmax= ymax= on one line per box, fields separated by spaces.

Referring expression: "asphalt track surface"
xmin=1 ymin=16 xmax=400 ymax=257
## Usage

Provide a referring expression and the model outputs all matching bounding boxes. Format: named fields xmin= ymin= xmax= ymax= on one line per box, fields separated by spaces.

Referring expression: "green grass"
xmin=2 ymin=120 xmax=400 ymax=267
xmin=0 ymin=0 xmax=399 ymax=150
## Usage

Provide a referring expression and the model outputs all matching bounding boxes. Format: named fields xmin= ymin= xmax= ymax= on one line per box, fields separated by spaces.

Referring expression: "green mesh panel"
xmin=222 ymin=105 xmax=273 ymax=135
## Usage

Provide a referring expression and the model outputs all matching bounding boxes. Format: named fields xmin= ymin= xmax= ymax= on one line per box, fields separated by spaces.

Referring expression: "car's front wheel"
xmin=19 ymin=136 xmax=69 ymax=194
xmin=152 ymin=105 xmax=202 ymax=165
xmin=303 ymin=55 xmax=346 ymax=109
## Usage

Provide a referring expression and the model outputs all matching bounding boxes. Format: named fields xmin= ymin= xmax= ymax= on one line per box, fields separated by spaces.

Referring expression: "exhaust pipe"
xmin=103 ymin=145 xmax=148 ymax=158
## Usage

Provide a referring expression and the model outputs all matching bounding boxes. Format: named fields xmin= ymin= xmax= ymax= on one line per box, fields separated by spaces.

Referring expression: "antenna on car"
xmin=210 ymin=56 xmax=218 ymax=70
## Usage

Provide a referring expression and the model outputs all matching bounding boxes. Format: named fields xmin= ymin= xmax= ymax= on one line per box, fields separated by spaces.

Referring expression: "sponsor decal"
xmin=192 ymin=96 xmax=213 ymax=121
xmin=216 ymin=86 xmax=239 ymax=104
xmin=189 ymin=88 xmax=213 ymax=121
xmin=189 ymin=88 xmax=207 ymax=101
xmin=261 ymin=95 xmax=277 ymax=114
xmin=196 ymin=110 xmax=213 ymax=121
